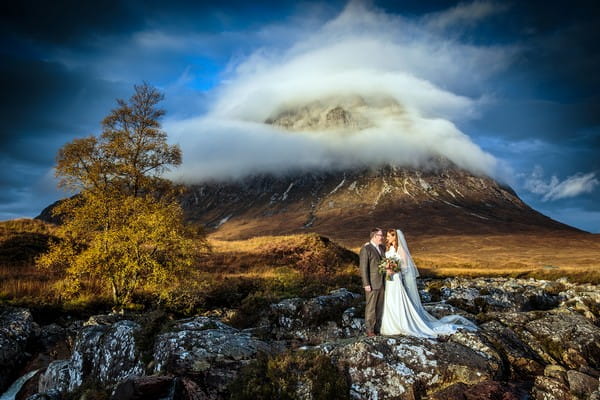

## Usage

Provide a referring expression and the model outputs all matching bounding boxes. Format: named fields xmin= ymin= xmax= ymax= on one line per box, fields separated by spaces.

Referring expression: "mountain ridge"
xmin=180 ymin=164 xmax=581 ymax=247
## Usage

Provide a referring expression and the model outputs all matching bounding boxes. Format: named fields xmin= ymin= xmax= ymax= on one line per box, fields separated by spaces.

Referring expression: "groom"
xmin=360 ymin=227 xmax=386 ymax=336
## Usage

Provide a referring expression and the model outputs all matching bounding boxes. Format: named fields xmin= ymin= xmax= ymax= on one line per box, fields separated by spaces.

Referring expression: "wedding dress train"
xmin=380 ymin=229 xmax=477 ymax=338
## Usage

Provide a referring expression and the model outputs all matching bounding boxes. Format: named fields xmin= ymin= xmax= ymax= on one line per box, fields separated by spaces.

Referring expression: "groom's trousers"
xmin=365 ymin=288 xmax=385 ymax=334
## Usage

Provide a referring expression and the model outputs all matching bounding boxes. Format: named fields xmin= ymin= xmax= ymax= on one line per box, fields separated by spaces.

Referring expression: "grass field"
xmin=388 ymin=232 xmax=600 ymax=284
xmin=1 ymin=219 xmax=598 ymax=316
xmin=0 ymin=222 xmax=361 ymax=317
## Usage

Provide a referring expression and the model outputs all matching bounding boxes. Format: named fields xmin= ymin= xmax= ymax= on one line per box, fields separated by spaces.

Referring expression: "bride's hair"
xmin=386 ymin=229 xmax=398 ymax=252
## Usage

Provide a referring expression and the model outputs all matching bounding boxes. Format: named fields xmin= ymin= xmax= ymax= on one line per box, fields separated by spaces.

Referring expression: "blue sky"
xmin=1 ymin=0 xmax=599 ymax=232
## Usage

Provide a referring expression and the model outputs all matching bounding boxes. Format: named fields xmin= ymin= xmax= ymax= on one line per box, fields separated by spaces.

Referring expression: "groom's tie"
xmin=374 ymin=244 xmax=381 ymax=257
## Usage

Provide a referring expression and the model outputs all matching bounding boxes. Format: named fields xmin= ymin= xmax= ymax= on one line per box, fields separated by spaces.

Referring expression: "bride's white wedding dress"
xmin=380 ymin=229 xmax=477 ymax=338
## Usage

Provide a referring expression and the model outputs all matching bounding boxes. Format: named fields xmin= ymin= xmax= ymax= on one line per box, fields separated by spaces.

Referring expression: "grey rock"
xmin=319 ymin=334 xmax=502 ymax=399
xmin=566 ymin=370 xmax=598 ymax=398
xmin=431 ymin=277 xmax=563 ymax=314
xmin=152 ymin=316 xmax=272 ymax=397
xmin=0 ymin=307 xmax=35 ymax=392
xmin=480 ymin=319 xmax=545 ymax=379
xmin=523 ymin=310 xmax=600 ymax=369
xmin=341 ymin=307 xmax=365 ymax=333
xmin=38 ymin=320 xmax=144 ymax=394
xmin=38 ymin=360 xmax=71 ymax=394
xmin=424 ymin=302 xmax=476 ymax=321
xmin=264 ymin=288 xmax=362 ymax=343
xmin=481 ymin=308 xmax=600 ymax=373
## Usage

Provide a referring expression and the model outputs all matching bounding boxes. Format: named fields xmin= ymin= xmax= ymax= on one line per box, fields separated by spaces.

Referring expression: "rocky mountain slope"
xmin=182 ymin=164 xmax=579 ymax=246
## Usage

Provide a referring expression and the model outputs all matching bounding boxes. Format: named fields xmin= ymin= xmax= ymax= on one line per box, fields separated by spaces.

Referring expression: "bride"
xmin=380 ymin=229 xmax=477 ymax=338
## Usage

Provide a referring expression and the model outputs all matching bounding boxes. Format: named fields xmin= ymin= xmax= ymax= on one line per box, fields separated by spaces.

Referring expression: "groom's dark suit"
xmin=359 ymin=242 xmax=386 ymax=334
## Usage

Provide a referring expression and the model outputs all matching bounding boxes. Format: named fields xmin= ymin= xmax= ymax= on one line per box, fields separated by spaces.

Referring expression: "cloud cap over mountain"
xmin=168 ymin=1 xmax=512 ymax=182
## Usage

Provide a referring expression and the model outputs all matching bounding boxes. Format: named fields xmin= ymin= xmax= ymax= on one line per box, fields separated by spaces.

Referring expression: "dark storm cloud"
xmin=0 ymin=0 xmax=322 ymax=48
xmin=0 ymin=55 xmax=128 ymax=162
xmin=0 ymin=1 xmax=140 ymax=46
xmin=0 ymin=47 xmax=129 ymax=219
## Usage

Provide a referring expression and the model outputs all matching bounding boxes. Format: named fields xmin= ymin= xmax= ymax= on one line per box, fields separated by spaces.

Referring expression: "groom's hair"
xmin=370 ymin=228 xmax=383 ymax=239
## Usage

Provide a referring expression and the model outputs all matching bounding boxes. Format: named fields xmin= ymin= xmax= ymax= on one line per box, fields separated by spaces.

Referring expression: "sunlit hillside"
xmin=378 ymin=231 xmax=600 ymax=284
xmin=1 ymin=217 xmax=598 ymax=318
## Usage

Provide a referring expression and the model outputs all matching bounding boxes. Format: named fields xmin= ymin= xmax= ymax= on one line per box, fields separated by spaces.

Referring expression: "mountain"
xmin=179 ymin=95 xmax=579 ymax=246
xmin=181 ymin=164 xmax=578 ymax=247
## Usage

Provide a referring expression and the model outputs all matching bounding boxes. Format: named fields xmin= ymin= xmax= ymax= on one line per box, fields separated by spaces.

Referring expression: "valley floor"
xmin=208 ymin=231 xmax=600 ymax=284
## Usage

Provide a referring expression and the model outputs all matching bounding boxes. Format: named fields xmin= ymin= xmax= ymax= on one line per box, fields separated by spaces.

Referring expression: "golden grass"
xmin=204 ymin=230 xmax=600 ymax=290
xmin=0 ymin=230 xmax=361 ymax=314
xmin=394 ymin=232 xmax=600 ymax=284
xmin=0 ymin=218 xmax=57 ymax=266
xmin=1 ymin=225 xmax=598 ymax=313
xmin=0 ymin=218 xmax=56 ymax=236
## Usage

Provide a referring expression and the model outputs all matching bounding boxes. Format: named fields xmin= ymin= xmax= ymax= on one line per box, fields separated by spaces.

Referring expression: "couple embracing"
xmin=360 ymin=228 xmax=477 ymax=338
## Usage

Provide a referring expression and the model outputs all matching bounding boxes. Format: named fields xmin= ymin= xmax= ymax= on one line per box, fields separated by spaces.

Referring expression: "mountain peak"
xmin=264 ymin=94 xmax=404 ymax=132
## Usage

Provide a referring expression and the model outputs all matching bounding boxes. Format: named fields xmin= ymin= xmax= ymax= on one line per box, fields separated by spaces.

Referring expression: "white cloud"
xmin=166 ymin=1 xmax=517 ymax=183
xmin=422 ymin=1 xmax=509 ymax=31
xmin=524 ymin=165 xmax=599 ymax=201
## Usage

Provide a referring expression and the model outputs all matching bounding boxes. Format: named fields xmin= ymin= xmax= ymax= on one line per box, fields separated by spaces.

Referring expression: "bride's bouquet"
xmin=378 ymin=257 xmax=402 ymax=281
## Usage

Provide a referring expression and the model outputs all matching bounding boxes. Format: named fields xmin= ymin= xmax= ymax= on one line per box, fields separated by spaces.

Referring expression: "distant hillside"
xmin=0 ymin=218 xmax=56 ymax=266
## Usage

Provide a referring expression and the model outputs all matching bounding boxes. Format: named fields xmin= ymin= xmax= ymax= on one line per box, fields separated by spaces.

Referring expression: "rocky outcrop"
xmin=427 ymin=277 xmax=566 ymax=313
xmin=261 ymin=288 xmax=363 ymax=343
xmin=38 ymin=318 xmax=144 ymax=395
xmin=152 ymin=316 xmax=275 ymax=398
xmin=0 ymin=307 xmax=35 ymax=392
xmin=4 ymin=277 xmax=599 ymax=400
xmin=318 ymin=333 xmax=503 ymax=399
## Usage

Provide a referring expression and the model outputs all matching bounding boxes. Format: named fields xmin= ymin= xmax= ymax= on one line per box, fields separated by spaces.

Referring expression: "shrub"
xmin=229 ymin=350 xmax=349 ymax=400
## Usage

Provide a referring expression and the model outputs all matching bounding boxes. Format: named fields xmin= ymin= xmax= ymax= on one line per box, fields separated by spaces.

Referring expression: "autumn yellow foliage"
xmin=36 ymin=83 xmax=207 ymax=309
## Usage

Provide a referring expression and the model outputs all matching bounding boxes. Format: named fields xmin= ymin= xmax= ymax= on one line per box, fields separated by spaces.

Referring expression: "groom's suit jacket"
xmin=359 ymin=242 xmax=386 ymax=290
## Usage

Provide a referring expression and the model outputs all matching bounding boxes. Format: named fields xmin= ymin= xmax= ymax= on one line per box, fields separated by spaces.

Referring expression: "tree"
xmin=37 ymin=83 xmax=206 ymax=308
xmin=55 ymin=82 xmax=181 ymax=197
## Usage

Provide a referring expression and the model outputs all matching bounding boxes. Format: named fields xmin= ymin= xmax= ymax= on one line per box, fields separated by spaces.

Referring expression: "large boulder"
xmin=427 ymin=277 xmax=564 ymax=314
xmin=318 ymin=333 xmax=503 ymax=399
xmin=38 ymin=318 xmax=144 ymax=395
xmin=479 ymin=319 xmax=546 ymax=379
xmin=484 ymin=309 xmax=600 ymax=371
xmin=262 ymin=288 xmax=363 ymax=343
xmin=0 ymin=307 xmax=35 ymax=392
xmin=152 ymin=316 xmax=274 ymax=397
